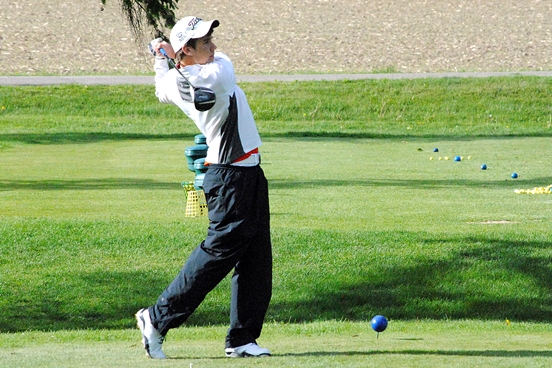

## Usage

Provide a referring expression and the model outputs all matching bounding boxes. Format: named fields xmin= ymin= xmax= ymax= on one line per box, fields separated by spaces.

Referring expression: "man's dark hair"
xmin=186 ymin=29 xmax=214 ymax=49
xmin=175 ymin=29 xmax=214 ymax=63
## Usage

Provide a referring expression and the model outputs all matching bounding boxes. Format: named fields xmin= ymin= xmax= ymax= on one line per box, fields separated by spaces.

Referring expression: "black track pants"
xmin=149 ymin=164 xmax=272 ymax=348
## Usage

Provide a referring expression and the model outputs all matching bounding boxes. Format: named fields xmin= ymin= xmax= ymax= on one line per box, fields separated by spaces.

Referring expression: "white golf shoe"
xmin=225 ymin=342 xmax=271 ymax=358
xmin=135 ymin=308 xmax=166 ymax=359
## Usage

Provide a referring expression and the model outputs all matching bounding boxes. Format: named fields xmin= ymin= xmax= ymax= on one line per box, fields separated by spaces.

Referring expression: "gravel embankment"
xmin=1 ymin=0 xmax=551 ymax=76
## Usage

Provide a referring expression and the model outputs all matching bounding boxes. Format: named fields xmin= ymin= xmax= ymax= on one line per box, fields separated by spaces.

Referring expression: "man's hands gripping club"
xmin=148 ymin=38 xmax=217 ymax=111
xmin=149 ymin=38 xmax=175 ymax=59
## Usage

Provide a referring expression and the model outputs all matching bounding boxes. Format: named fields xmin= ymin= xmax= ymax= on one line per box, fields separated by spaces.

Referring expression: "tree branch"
xmin=101 ymin=0 xmax=179 ymax=40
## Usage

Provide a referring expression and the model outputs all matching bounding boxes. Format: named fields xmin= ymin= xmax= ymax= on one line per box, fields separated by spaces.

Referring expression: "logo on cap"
xmin=188 ymin=17 xmax=201 ymax=30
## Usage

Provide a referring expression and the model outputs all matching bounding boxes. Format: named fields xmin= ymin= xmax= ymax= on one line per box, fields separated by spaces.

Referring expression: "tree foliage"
xmin=101 ymin=0 xmax=179 ymax=39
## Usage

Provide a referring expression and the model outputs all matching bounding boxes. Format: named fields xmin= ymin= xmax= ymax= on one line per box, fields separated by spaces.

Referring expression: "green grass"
xmin=1 ymin=77 xmax=552 ymax=367
xmin=1 ymin=77 xmax=552 ymax=143
xmin=1 ymin=321 xmax=551 ymax=368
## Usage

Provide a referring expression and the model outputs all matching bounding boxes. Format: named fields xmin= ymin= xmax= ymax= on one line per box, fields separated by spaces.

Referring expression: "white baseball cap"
xmin=170 ymin=16 xmax=220 ymax=53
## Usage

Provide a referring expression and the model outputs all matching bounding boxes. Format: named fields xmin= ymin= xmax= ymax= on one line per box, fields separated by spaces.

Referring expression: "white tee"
xmin=153 ymin=52 xmax=262 ymax=164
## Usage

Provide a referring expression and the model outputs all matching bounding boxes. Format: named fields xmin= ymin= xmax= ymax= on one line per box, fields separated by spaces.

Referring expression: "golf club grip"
xmin=159 ymin=48 xmax=174 ymax=66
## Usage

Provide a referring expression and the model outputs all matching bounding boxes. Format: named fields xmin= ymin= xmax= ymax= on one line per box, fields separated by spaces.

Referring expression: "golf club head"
xmin=192 ymin=86 xmax=217 ymax=111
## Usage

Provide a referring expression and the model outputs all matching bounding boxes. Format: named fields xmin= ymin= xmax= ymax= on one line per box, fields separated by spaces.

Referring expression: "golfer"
xmin=136 ymin=16 xmax=272 ymax=359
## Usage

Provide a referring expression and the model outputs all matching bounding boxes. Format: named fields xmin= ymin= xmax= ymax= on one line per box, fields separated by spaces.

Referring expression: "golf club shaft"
xmin=159 ymin=48 xmax=195 ymax=88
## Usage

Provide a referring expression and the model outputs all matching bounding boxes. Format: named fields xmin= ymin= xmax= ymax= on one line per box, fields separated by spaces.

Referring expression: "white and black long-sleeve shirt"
xmin=153 ymin=52 xmax=262 ymax=164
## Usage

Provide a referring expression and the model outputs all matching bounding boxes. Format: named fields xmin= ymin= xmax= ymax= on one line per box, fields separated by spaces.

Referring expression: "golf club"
xmin=149 ymin=42 xmax=217 ymax=111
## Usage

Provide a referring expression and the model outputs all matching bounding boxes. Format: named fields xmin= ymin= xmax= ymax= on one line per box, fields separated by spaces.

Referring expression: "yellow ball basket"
xmin=182 ymin=182 xmax=208 ymax=217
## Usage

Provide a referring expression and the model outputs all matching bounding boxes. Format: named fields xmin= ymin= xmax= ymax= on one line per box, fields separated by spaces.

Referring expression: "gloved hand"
xmin=148 ymin=38 xmax=164 ymax=57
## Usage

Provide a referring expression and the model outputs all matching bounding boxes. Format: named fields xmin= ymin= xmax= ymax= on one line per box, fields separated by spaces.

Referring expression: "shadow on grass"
xmin=1 ymin=132 xmax=552 ymax=145
xmin=278 ymin=350 xmax=552 ymax=358
xmin=2 ymin=232 xmax=551 ymax=333
xmin=0 ymin=178 xmax=182 ymax=191
xmin=268 ymin=177 xmax=552 ymax=190
xmin=0 ymin=270 xmax=171 ymax=333
xmin=266 ymin=131 xmax=552 ymax=140
xmin=3 ymin=176 xmax=552 ymax=192
xmin=171 ymin=350 xmax=552 ymax=360
xmin=266 ymin=235 xmax=552 ymax=324
xmin=0 ymin=132 xmax=192 ymax=145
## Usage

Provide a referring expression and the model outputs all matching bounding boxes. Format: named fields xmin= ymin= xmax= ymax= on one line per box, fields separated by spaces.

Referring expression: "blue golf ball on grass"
xmin=371 ymin=315 xmax=388 ymax=333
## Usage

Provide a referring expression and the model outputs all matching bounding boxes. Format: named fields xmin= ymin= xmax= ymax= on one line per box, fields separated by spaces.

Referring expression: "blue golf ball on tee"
xmin=371 ymin=315 xmax=388 ymax=333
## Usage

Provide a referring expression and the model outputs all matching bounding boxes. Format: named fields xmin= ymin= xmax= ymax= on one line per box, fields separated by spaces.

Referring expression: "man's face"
xmin=189 ymin=34 xmax=217 ymax=65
